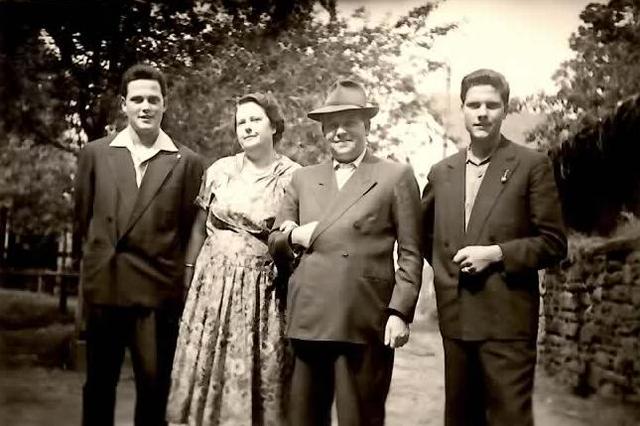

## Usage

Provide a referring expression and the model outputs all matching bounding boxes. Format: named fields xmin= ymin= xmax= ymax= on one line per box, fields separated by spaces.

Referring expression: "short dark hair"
xmin=234 ymin=92 xmax=285 ymax=145
xmin=120 ymin=64 xmax=167 ymax=98
xmin=460 ymin=69 xmax=510 ymax=106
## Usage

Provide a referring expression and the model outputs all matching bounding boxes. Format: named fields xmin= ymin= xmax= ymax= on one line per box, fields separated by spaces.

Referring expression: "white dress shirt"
xmin=110 ymin=126 xmax=178 ymax=187
xmin=332 ymin=147 xmax=367 ymax=190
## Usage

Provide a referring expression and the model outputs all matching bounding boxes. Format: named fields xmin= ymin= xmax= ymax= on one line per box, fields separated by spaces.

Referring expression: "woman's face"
xmin=235 ymin=101 xmax=275 ymax=152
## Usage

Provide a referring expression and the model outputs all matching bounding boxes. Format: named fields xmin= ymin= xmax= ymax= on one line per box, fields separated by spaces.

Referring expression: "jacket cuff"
xmin=387 ymin=308 xmax=409 ymax=323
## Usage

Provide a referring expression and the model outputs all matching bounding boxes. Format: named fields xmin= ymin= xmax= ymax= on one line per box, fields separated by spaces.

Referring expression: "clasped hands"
xmin=453 ymin=245 xmax=503 ymax=275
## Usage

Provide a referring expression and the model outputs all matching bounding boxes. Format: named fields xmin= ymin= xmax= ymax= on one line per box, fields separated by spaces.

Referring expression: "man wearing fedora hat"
xmin=269 ymin=79 xmax=423 ymax=425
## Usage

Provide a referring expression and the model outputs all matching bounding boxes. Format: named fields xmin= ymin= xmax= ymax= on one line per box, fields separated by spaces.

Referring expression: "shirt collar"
xmin=333 ymin=146 xmax=367 ymax=170
xmin=109 ymin=126 xmax=178 ymax=152
xmin=466 ymin=144 xmax=494 ymax=167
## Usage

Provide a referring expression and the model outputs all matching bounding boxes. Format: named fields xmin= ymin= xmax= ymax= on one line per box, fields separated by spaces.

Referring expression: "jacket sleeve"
xmin=499 ymin=155 xmax=567 ymax=273
xmin=180 ymin=152 xmax=205 ymax=248
xmin=268 ymin=170 xmax=300 ymax=266
xmin=421 ymin=169 xmax=436 ymax=265
xmin=388 ymin=165 xmax=424 ymax=323
xmin=74 ymin=145 xmax=95 ymax=243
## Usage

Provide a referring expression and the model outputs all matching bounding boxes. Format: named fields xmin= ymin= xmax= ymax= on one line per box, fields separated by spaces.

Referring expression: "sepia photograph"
xmin=0 ymin=0 xmax=639 ymax=425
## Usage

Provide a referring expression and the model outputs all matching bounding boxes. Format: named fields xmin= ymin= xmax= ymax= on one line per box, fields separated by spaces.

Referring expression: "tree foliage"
xmin=165 ymin=4 xmax=455 ymax=166
xmin=525 ymin=0 xmax=640 ymax=234
xmin=0 ymin=0 xmax=454 ymax=235
xmin=0 ymin=0 xmax=324 ymax=234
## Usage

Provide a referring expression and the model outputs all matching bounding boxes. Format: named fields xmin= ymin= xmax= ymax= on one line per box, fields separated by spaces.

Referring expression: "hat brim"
xmin=307 ymin=104 xmax=379 ymax=121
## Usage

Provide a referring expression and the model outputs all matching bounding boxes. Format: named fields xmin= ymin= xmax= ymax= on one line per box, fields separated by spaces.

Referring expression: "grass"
xmin=0 ymin=289 xmax=76 ymax=368
xmin=0 ymin=288 xmax=75 ymax=330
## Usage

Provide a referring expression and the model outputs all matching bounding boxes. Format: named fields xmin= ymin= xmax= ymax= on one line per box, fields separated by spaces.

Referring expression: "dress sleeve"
xmin=195 ymin=157 xmax=229 ymax=211
xmin=194 ymin=173 xmax=211 ymax=211
xmin=274 ymin=160 xmax=301 ymax=195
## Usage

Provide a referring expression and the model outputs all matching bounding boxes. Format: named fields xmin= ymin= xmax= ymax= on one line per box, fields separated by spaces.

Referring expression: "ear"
xmin=120 ymin=96 xmax=126 ymax=113
xmin=162 ymin=96 xmax=168 ymax=112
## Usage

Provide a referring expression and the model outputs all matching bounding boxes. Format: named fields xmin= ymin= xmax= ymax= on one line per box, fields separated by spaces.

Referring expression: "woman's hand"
xmin=279 ymin=220 xmax=299 ymax=233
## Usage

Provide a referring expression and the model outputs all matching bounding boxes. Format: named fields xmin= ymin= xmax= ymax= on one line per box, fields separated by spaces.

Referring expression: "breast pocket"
xmin=353 ymin=213 xmax=380 ymax=234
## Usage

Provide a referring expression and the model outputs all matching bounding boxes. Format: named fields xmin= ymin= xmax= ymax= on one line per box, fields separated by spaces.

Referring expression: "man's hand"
xmin=290 ymin=221 xmax=318 ymax=248
xmin=279 ymin=220 xmax=299 ymax=233
xmin=453 ymin=245 xmax=503 ymax=275
xmin=384 ymin=314 xmax=410 ymax=348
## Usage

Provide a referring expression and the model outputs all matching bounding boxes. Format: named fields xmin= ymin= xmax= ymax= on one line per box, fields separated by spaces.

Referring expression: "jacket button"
xmin=444 ymin=241 xmax=449 ymax=248
xmin=342 ymin=252 xmax=349 ymax=257
xmin=106 ymin=216 xmax=113 ymax=223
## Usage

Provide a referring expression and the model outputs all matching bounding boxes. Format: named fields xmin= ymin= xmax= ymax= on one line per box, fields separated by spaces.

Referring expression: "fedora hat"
xmin=307 ymin=79 xmax=379 ymax=121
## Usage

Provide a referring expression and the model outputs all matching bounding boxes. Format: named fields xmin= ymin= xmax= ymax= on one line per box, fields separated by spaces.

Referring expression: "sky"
xmin=336 ymin=0 xmax=601 ymax=97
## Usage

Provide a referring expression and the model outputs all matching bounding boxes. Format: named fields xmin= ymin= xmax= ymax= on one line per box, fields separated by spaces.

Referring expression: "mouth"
xmin=473 ymin=124 xmax=490 ymax=131
xmin=244 ymin=134 xmax=258 ymax=140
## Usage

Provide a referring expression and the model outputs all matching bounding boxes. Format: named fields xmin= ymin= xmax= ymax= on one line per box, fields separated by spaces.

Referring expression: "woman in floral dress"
xmin=166 ymin=92 xmax=300 ymax=426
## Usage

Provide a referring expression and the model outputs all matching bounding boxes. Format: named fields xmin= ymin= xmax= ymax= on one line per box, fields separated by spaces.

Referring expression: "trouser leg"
xmin=129 ymin=307 xmax=180 ymax=426
xmin=442 ymin=337 xmax=486 ymax=426
xmin=83 ymin=305 xmax=127 ymax=426
xmin=289 ymin=340 xmax=335 ymax=426
xmin=479 ymin=339 xmax=537 ymax=426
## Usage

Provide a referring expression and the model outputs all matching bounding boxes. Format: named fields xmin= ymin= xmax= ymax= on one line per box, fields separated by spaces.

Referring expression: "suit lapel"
xmin=311 ymin=161 xmax=338 ymax=212
xmin=122 ymin=150 xmax=179 ymax=237
xmin=445 ymin=151 xmax=466 ymax=249
xmin=309 ymin=153 xmax=377 ymax=246
xmin=107 ymin=146 xmax=138 ymax=241
xmin=464 ymin=138 xmax=520 ymax=244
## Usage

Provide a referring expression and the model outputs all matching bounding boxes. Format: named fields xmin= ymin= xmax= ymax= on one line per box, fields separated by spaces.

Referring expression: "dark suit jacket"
xmin=269 ymin=151 xmax=423 ymax=344
xmin=75 ymin=135 xmax=203 ymax=308
xmin=422 ymin=137 xmax=567 ymax=340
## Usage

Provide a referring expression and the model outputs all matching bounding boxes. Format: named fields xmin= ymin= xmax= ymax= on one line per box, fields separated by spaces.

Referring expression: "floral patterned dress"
xmin=166 ymin=153 xmax=300 ymax=426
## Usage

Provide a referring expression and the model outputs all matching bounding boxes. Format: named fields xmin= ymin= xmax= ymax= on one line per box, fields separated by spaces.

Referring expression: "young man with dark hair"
xmin=75 ymin=63 xmax=203 ymax=425
xmin=422 ymin=68 xmax=567 ymax=426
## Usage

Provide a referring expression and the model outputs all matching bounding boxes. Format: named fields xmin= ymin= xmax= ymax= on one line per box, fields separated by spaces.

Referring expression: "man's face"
xmin=321 ymin=110 xmax=368 ymax=163
xmin=462 ymin=84 xmax=506 ymax=143
xmin=121 ymin=79 xmax=166 ymax=136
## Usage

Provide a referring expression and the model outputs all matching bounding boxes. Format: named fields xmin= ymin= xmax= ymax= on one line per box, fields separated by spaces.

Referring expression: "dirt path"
xmin=1 ymin=327 xmax=638 ymax=425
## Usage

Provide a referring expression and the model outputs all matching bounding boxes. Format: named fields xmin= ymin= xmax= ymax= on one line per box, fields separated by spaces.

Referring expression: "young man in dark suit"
xmin=269 ymin=79 xmax=423 ymax=426
xmin=75 ymin=64 xmax=203 ymax=426
xmin=422 ymin=69 xmax=567 ymax=426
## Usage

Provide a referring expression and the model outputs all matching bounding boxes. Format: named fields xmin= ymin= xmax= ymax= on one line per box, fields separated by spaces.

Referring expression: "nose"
xmin=477 ymin=104 xmax=488 ymax=116
xmin=334 ymin=125 xmax=348 ymax=139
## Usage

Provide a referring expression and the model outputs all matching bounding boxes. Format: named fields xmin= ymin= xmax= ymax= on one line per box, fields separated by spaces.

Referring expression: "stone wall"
xmin=539 ymin=236 xmax=640 ymax=401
